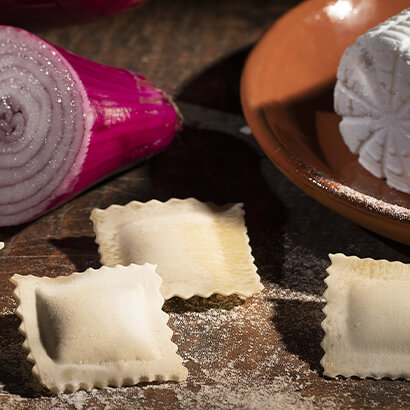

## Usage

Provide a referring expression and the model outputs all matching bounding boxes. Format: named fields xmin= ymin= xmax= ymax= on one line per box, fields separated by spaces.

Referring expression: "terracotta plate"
xmin=241 ymin=0 xmax=410 ymax=245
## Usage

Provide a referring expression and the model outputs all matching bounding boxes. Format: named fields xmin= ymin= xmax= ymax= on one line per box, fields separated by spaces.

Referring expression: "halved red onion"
xmin=0 ymin=26 xmax=180 ymax=226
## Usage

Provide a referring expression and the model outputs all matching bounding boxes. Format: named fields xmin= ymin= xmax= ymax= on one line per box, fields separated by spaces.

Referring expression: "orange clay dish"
xmin=241 ymin=0 xmax=410 ymax=245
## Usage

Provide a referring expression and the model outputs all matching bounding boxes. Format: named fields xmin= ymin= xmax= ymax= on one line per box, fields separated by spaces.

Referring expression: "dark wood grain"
xmin=1 ymin=0 xmax=410 ymax=408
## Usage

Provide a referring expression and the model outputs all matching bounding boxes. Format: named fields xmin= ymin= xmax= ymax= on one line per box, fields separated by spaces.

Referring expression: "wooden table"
xmin=1 ymin=0 xmax=410 ymax=408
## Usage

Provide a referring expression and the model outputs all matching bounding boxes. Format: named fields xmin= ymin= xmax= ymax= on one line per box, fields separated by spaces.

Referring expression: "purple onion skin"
xmin=50 ymin=47 xmax=179 ymax=207
xmin=59 ymin=0 xmax=147 ymax=18
xmin=2 ymin=0 xmax=148 ymax=25
xmin=0 ymin=26 xmax=180 ymax=226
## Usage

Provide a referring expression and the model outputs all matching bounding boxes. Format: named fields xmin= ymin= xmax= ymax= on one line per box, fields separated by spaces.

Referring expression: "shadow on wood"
xmin=48 ymin=237 xmax=101 ymax=272
xmin=178 ymin=45 xmax=252 ymax=115
xmin=164 ymin=294 xmax=244 ymax=314
xmin=0 ymin=315 xmax=48 ymax=398
xmin=271 ymin=299 xmax=325 ymax=374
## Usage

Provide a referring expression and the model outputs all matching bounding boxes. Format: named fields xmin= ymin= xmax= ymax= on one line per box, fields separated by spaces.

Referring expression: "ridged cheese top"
xmin=334 ymin=8 xmax=410 ymax=193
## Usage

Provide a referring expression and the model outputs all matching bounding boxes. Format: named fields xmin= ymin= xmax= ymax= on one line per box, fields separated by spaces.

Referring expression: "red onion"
xmin=2 ymin=1 xmax=148 ymax=24
xmin=0 ymin=26 xmax=180 ymax=226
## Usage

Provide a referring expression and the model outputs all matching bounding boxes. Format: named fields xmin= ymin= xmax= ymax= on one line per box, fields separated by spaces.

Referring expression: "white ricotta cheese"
xmin=334 ymin=9 xmax=410 ymax=193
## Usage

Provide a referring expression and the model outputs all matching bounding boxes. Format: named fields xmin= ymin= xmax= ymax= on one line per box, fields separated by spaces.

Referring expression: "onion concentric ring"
xmin=0 ymin=26 xmax=91 ymax=225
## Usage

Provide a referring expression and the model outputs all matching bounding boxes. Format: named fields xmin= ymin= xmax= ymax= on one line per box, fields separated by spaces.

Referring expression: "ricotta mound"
xmin=334 ymin=9 xmax=410 ymax=193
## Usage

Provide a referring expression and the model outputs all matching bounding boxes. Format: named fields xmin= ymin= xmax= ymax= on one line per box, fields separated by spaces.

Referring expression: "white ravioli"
xmin=334 ymin=9 xmax=410 ymax=193
xmin=321 ymin=253 xmax=410 ymax=379
xmin=11 ymin=264 xmax=187 ymax=394
xmin=91 ymin=198 xmax=263 ymax=300
xmin=35 ymin=286 xmax=160 ymax=364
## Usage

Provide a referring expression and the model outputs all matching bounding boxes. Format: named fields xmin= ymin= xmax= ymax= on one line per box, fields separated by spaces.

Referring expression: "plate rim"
xmin=240 ymin=0 xmax=410 ymax=244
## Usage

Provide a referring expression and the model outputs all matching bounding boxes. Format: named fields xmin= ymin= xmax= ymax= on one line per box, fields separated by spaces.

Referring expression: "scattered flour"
xmin=0 ymin=269 xmax=340 ymax=409
xmin=0 ymin=235 xmax=400 ymax=409
xmin=239 ymin=125 xmax=252 ymax=136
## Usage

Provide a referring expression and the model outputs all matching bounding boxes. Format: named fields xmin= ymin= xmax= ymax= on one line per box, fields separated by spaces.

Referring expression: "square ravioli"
xmin=321 ymin=253 xmax=410 ymax=379
xmin=11 ymin=264 xmax=187 ymax=394
xmin=91 ymin=198 xmax=263 ymax=300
